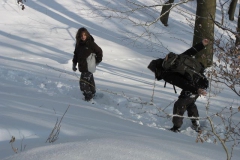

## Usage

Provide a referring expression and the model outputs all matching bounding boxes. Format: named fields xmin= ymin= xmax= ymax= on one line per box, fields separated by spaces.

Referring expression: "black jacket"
xmin=73 ymin=36 xmax=103 ymax=72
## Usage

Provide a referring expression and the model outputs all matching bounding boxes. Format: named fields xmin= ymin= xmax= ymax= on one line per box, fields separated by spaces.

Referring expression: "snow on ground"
xmin=0 ymin=0 xmax=239 ymax=160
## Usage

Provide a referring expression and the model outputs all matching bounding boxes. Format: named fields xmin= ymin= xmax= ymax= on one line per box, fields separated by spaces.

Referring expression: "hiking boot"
xmin=84 ymin=96 xmax=93 ymax=102
xmin=170 ymin=126 xmax=180 ymax=133
xmin=83 ymin=92 xmax=94 ymax=102
xmin=191 ymin=123 xmax=201 ymax=132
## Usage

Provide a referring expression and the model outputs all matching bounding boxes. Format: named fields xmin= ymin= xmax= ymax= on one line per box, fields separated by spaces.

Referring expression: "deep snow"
xmin=0 ymin=0 xmax=239 ymax=160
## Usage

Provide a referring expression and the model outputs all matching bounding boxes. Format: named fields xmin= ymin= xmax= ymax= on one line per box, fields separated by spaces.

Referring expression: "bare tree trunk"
xmin=193 ymin=0 xmax=216 ymax=67
xmin=228 ymin=0 xmax=238 ymax=21
xmin=160 ymin=0 xmax=174 ymax=26
xmin=236 ymin=4 xmax=240 ymax=45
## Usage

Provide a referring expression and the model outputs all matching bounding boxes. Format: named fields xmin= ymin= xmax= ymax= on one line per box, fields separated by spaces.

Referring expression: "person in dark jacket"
xmin=162 ymin=39 xmax=209 ymax=132
xmin=148 ymin=39 xmax=209 ymax=132
xmin=72 ymin=27 xmax=103 ymax=101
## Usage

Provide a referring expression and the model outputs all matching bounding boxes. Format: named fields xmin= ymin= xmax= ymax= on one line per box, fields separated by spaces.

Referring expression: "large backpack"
xmin=147 ymin=58 xmax=164 ymax=80
xmin=162 ymin=52 xmax=204 ymax=81
xmin=148 ymin=53 xmax=208 ymax=93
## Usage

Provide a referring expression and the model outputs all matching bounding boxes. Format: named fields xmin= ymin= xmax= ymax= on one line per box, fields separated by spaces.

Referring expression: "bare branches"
xmin=91 ymin=0 xmax=192 ymax=27
xmin=9 ymin=136 xmax=18 ymax=153
xmin=46 ymin=105 xmax=70 ymax=143
xmin=198 ymin=106 xmax=240 ymax=160
xmin=207 ymin=116 xmax=230 ymax=160
xmin=205 ymin=10 xmax=240 ymax=97
xmin=210 ymin=14 xmax=240 ymax=39
xmin=145 ymin=0 xmax=191 ymax=26
xmin=77 ymin=0 xmax=196 ymax=52
xmin=150 ymin=79 xmax=157 ymax=104
xmin=208 ymin=39 xmax=240 ymax=96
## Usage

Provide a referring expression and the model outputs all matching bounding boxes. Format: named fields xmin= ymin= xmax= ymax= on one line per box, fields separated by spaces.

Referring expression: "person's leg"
xmin=80 ymin=72 xmax=95 ymax=101
xmin=90 ymin=74 xmax=96 ymax=96
xmin=187 ymin=103 xmax=199 ymax=124
xmin=186 ymin=97 xmax=201 ymax=132
xmin=172 ymin=98 xmax=187 ymax=129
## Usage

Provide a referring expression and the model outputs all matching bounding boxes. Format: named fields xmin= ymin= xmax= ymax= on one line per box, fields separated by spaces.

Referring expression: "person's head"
xmin=76 ymin=27 xmax=91 ymax=45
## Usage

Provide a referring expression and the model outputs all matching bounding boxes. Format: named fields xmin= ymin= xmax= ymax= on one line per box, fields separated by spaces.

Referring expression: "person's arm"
xmin=92 ymin=42 xmax=103 ymax=64
xmin=72 ymin=46 xmax=78 ymax=65
xmin=72 ymin=47 xmax=78 ymax=71
xmin=182 ymin=39 xmax=209 ymax=56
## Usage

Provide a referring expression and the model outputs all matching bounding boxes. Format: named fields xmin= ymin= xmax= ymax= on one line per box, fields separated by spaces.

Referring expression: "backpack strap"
xmin=173 ymin=85 xmax=177 ymax=94
xmin=164 ymin=81 xmax=177 ymax=94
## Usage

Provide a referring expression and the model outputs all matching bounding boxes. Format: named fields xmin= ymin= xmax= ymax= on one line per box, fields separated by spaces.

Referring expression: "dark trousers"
xmin=79 ymin=72 xmax=96 ymax=99
xmin=172 ymin=96 xmax=199 ymax=128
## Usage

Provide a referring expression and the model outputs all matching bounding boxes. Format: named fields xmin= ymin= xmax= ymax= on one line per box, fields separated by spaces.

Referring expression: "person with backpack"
xmin=72 ymin=27 xmax=103 ymax=101
xmin=148 ymin=39 xmax=209 ymax=132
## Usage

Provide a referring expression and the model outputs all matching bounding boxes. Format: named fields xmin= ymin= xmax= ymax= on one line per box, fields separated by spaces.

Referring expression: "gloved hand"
xmin=72 ymin=63 xmax=77 ymax=72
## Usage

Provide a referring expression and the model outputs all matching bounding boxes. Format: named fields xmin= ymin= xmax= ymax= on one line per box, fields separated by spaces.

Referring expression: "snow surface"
xmin=0 ymin=0 xmax=239 ymax=160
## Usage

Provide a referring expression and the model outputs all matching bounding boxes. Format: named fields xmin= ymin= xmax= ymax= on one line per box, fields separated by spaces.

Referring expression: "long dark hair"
xmin=75 ymin=27 xmax=91 ymax=46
